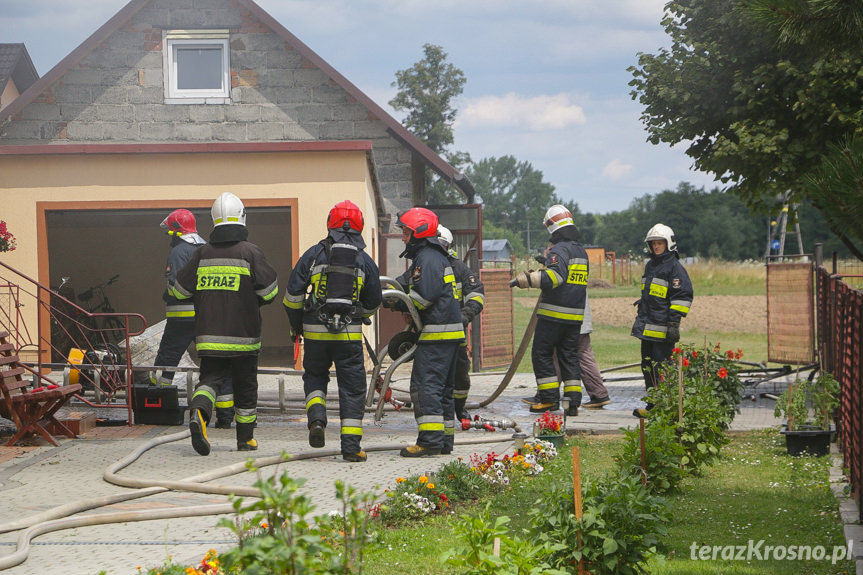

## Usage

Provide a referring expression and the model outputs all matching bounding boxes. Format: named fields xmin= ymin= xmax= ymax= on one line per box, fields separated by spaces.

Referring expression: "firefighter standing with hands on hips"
xmin=152 ymin=209 xmax=235 ymax=429
xmin=631 ymin=223 xmax=693 ymax=417
xmin=173 ymin=193 xmax=279 ymax=455
xmin=512 ymin=205 xmax=588 ymax=415
xmin=283 ymin=200 xmax=382 ymax=463
xmin=437 ymin=225 xmax=485 ymax=422
xmin=390 ymin=208 xmax=464 ymax=457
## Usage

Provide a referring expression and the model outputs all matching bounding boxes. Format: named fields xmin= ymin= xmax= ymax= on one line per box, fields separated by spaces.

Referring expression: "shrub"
xmin=216 ymin=458 xmax=379 ymax=575
xmin=529 ymin=473 xmax=670 ymax=574
xmin=775 ymin=371 xmax=840 ymax=430
xmin=442 ymin=503 xmax=567 ymax=575
xmin=620 ymin=417 xmax=688 ymax=494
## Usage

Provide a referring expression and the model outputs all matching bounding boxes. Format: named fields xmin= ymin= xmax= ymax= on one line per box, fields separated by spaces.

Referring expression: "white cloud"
xmin=457 ymin=93 xmax=586 ymax=131
xmin=601 ymin=159 xmax=634 ymax=180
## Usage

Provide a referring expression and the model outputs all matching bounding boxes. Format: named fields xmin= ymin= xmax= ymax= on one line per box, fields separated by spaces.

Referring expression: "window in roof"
xmin=163 ymin=30 xmax=231 ymax=103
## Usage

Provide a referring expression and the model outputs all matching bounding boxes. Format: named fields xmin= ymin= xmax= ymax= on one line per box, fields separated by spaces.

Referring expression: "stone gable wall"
xmin=0 ymin=0 xmax=414 ymax=218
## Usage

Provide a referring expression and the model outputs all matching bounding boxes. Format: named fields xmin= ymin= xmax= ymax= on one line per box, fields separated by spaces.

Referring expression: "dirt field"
xmin=516 ymin=295 xmax=766 ymax=334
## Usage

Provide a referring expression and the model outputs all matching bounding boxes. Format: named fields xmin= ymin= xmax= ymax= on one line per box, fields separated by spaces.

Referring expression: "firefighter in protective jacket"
xmin=512 ymin=205 xmax=588 ymax=415
xmin=173 ymin=193 xmax=279 ymax=455
xmin=283 ymin=200 xmax=382 ymax=463
xmin=631 ymin=223 xmax=693 ymax=417
xmin=392 ymin=208 xmax=465 ymax=457
xmin=437 ymin=225 xmax=485 ymax=421
xmin=152 ymin=209 xmax=235 ymax=428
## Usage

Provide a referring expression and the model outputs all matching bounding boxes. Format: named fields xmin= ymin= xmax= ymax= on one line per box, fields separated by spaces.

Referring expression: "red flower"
xmin=718 ymin=367 xmax=728 ymax=379
xmin=692 ymin=351 xmax=699 ymax=358
xmin=682 ymin=358 xmax=690 ymax=367
xmin=735 ymin=348 xmax=744 ymax=360
xmin=726 ymin=349 xmax=735 ymax=359
xmin=672 ymin=347 xmax=681 ymax=354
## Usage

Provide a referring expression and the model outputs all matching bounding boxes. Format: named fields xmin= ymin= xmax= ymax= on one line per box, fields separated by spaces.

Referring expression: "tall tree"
xmin=741 ymin=0 xmax=863 ymax=259
xmin=629 ymin=0 xmax=863 ymax=258
xmin=390 ymin=44 xmax=468 ymax=204
xmin=467 ymin=156 xmax=569 ymax=253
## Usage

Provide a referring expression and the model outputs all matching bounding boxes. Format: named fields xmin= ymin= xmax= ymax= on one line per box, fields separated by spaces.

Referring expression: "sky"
xmin=0 ymin=0 xmax=722 ymax=215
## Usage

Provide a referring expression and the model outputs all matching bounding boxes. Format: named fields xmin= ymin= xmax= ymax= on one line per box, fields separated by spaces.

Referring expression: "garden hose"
xmin=0 ymin=429 xmax=519 ymax=571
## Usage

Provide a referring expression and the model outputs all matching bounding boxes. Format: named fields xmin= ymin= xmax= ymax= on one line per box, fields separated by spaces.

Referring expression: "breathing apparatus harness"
xmin=306 ymin=231 xmax=362 ymax=334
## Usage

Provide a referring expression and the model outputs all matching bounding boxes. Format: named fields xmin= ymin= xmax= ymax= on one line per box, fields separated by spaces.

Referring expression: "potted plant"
xmin=534 ymin=411 xmax=565 ymax=448
xmin=774 ymin=372 xmax=839 ymax=456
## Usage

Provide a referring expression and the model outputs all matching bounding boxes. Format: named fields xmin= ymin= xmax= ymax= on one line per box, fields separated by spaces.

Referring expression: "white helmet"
xmin=211 ymin=192 xmax=246 ymax=227
xmin=543 ymin=205 xmax=574 ymax=234
xmin=645 ymin=223 xmax=677 ymax=252
xmin=437 ymin=225 xmax=453 ymax=248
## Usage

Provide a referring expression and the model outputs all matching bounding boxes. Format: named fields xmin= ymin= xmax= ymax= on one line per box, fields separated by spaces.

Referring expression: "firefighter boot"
xmin=342 ymin=450 xmax=367 ymax=462
xmin=454 ymin=398 xmax=470 ymax=422
xmin=189 ymin=409 xmax=211 ymax=456
xmin=564 ymin=393 xmax=581 ymax=417
xmin=399 ymin=444 xmax=441 ymax=457
xmin=528 ymin=400 xmax=560 ymax=413
xmin=236 ymin=422 xmax=257 ymax=451
xmin=309 ymin=421 xmax=326 ymax=448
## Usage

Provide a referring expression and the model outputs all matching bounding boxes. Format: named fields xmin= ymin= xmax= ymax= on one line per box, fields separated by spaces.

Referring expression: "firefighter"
xmin=512 ymin=205 xmax=588 ymax=415
xmin=173 ymin=193 xmax=279 ymax=455
xmin=390 ymin=208 xmax=464 ymax=457
xmin=151 ymin=209 xmax=235 ymax=429
xmin=631 ymin=223 xmax=693 ymax=417
xmin=283 ymin=200 xmax=382 ymax=463
xmin=437 ymin=225 xmax=485 ymax=422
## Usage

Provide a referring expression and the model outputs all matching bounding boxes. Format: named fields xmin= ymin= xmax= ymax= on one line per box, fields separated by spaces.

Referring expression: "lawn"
xmin=362 ymin=430 xmax=853 ymax=575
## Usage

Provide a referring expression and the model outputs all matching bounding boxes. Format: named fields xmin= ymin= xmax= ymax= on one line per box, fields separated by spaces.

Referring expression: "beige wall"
xmin=0 ymin=149 xmax=381 ymax=363
xmin=0 ymin=80 xmax=20 ymax=112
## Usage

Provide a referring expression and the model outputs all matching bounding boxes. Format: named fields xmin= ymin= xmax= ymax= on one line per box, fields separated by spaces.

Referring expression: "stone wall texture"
xmin=0 ymin=0 xmax=416 ymax=218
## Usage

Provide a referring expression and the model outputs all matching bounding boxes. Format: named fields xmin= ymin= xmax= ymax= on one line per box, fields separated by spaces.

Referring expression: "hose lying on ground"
xmin=0 ymin=429 xmax=518 ymax=570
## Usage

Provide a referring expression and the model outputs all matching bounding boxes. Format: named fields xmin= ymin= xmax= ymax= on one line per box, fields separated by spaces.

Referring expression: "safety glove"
xmin=511 ymin=270 xmax=543 ymax=289
xmin=667 ymin=321 xmax=680 ymax=343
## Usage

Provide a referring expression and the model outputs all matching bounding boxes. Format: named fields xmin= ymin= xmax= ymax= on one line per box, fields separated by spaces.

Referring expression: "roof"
xmin=0 ymin=44 xmax=39 ymax=98
xmin=482 ymin=239 xmax=513 ymax=252
xmin=0 ymin=0 xmax=473 ymax=202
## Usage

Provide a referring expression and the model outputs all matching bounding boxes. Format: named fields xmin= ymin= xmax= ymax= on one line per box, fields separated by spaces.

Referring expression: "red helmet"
xmin=327 ymin=200 xmax=364 ymax=232
xmin=396 ymin=207 xmax=438 ymax=239
xmin=160 ymin=209 xmax=197 ymax=236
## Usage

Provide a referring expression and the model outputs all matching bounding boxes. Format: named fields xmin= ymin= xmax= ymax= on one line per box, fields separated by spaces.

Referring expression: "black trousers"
xmin=191 ymin=355 xmax=258 ymax=443
xmin=531 ymin=318 xmax=583 ymax=403
xmin=155 ymin=319 xmax=233 ymax=422
xmin=640 ymin=339 xmax=674 ymax=391
xmin=453 ymin=342 xmax=471 ymax=417
xmin=302 ymin=339 xmax=366 ymax=454
xmin=410 ymin=341 xmax=458 ymax=450
xmin=154 ymin=319 xmax=195 ymax=386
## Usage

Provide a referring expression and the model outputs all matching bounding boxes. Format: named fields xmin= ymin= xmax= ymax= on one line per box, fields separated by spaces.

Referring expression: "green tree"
xmin=467 ymin=155 xmax=570 ymax=254
xmin=390 ymin=43 xmax=469 ymax=205
xmin=741 ymin=0 xmax=863 ymax=259
xmin=629 ymin=0 xmax=863 ymax=258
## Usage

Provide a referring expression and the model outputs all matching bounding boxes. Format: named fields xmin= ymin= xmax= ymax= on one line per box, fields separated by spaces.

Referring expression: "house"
xmin=482 ymin=239 xmax=513 ymax=262
xmin=0 ymin=44 xmax=38 ymax=111
xmin=0 ymin=0 xmax=474 ymax=363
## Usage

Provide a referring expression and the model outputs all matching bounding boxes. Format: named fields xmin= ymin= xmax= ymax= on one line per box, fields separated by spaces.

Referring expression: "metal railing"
xmin=0 ymin=260 xmax=146 ymax=424
xmin=817 ymin=265 xmax=863 ymax=516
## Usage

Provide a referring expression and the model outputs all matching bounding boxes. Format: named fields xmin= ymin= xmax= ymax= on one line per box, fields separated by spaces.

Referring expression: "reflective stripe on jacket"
xmin=536 ymin=239 xmax=588 ymax=325
xmin=631 ymin=251 xmax=693 ymax=342
xmin=397 ymin=240 xmax=465 ymax=344
xmin=174 ymin=226 xmax=278 ymax=356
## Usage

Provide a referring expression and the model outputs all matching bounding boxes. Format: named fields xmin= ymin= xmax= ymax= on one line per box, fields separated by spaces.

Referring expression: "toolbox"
xmin=133 ymin=385 xmax=186 ymax=425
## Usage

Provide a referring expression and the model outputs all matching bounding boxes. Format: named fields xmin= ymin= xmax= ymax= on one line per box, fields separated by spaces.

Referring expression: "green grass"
xmin=509 ymin=294 xmax=770 ymax=374
xmin=363 ymin=431 xmax=852 ymax=575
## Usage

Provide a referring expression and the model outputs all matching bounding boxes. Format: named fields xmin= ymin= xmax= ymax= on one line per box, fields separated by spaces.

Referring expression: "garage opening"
xmin=45 ymin=205 xmax=295 ymax=367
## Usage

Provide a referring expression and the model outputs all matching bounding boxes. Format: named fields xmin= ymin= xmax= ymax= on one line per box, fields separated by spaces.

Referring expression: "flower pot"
xmin=537 ymin=434 xmax=565 ymax=448
xmin=780 ymin=424 xmax=835 ymax=457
